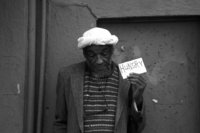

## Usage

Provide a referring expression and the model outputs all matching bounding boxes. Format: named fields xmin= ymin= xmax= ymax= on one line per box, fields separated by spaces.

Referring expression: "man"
xmin=53 ymin=27 xmax=146 ymax=133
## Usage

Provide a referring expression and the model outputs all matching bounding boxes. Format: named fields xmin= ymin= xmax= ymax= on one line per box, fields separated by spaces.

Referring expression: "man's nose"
xmin=96 ymin=55 xmax=103 ymax=64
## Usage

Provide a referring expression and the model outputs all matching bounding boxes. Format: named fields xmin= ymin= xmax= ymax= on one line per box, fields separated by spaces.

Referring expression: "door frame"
xmin=24 ymin=0 xmax=47 ymax=133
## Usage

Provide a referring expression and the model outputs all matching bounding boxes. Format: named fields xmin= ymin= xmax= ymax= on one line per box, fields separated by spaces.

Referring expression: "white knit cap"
xmin=77 ymin=27 xmax=118 ymax=49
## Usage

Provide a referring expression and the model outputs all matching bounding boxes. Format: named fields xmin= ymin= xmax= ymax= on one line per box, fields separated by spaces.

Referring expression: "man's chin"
xmin=93 ymin=69 xmax=111 ymax=78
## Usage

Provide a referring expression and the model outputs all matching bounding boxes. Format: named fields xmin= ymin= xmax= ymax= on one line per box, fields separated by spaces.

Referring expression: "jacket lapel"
xmin=115 ymin=69 xmax=130 ymax=128
xmin=71 ymin=62 xmax=85 ymax=132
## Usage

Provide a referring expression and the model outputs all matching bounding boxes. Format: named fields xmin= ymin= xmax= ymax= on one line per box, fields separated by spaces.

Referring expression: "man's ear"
xmin=82 ymin=48 xmax=87 ymax=58
xmin=110 ymin=45 xmax=114 ymax=54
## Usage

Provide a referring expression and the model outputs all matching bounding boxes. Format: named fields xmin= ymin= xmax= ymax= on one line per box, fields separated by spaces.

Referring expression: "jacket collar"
xmin=71 ymin=62 xmax=85 ymax=132
xmin=71 ymin=61 xmax=130 ymax=132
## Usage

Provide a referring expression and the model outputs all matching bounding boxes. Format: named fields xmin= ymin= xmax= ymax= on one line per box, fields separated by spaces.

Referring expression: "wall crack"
xmin=51 ymin=1 xmax=98 ymax=19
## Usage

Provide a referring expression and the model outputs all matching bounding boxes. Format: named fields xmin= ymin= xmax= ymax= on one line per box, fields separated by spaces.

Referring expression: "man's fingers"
xmin=127 ymin=75 xmax=146 ymax=87
xmin=136 ymin=76 xmax=146 ymax=85
xmin=128 ymin=73 xmax=139 ymax=78
xmin=128 ymin=79 xmax=146 ymax=89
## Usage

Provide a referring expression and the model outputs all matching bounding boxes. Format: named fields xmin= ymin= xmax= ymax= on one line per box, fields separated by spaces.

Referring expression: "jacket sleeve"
xmin=128 ymin=86 xmax=146 ymax=133
xmin=53 ymin=70 xmax=68 ymax=133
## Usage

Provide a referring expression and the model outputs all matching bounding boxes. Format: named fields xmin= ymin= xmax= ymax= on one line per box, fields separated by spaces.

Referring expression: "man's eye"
xmin=101 ymin=51 xmax=109 ymax=57
xmin=87 ymin=53 xmax=95 ymax=57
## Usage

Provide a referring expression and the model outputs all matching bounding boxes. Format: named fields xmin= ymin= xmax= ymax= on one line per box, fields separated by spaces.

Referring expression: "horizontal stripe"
xmin=108 ymin=77 xmax=118 ymax=82
xmin=85 ymin=80 xmax=118 ymax=86
xmin=84 ymin=117 xmax=115 ymax=121
xmin=112 ymin=73 xmax=118 ymax=78
xmin=84 ymin=85 xmax=118 ymax=89
xmin=84 ymin=90 xmax=118 ymax=94
xmin=85 ymin=124 xmax=114 ymax=127
xmin=93 ymin=114 xmax=115 ymax=117
xmin=84 ymin=85 xmax=118 ymax=90
xmin=84 ymin=95 xmax=117 ymax=98
xmin=85 ymin=129 xmax=113 ymax=132
xmin=85 ymin=119 xmax=114 ymax=122
xmin=84 ymin=99 xmax=116 ymax=102
xmin=85 ymin=103 xmax=116 ymax=106
xmin=85 ymin=109 xmax=116 ymax=112
xmin=84 ymin=104 xmax=107 ymax=107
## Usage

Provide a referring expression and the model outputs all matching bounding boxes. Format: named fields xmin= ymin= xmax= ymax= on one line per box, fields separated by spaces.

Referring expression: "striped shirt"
xmin=83 ymin=66 xmax=119 ymax=133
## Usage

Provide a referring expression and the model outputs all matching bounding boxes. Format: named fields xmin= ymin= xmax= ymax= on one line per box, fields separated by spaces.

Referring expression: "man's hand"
xmin=127 ymin=73 xmax=146 ymax=105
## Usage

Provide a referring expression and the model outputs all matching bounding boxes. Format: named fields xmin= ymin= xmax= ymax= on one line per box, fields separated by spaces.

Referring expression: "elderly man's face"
xmin=83 ymin=45 xmax=113 ymax=77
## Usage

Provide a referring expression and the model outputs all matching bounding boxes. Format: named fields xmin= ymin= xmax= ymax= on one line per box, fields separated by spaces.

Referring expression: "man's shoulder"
xmin=59 ymin=61 xmax=86 ymax=75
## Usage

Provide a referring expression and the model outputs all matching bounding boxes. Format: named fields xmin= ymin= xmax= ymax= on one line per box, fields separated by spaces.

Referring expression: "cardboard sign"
xmin=118 ymin=58 xmax=147 ymax=79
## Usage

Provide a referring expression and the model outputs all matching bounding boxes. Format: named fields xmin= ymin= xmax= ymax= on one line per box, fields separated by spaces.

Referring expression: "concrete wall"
xmin=52 ymin=0 xmax=200 ymax=17
xmin=99 ymin=21 xmax=199 ymax=133
xmin=0 ymin=0 xmax=28 ymax=133
xmin=44 ymin=0 xmax=200 ymax=133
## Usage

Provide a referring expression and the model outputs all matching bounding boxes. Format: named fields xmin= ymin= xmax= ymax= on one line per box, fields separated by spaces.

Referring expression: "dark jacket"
xmin=53 ymin=61 xmax=146 ymax=133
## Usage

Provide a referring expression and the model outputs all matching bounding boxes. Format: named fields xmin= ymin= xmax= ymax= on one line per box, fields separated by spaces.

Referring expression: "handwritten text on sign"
xmin=118 ymin=58 xmax=147 ymax=79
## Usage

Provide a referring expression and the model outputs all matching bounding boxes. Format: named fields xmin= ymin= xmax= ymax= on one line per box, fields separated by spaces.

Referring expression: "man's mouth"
xmin=94 ymin=65 xmax=106 ymax=70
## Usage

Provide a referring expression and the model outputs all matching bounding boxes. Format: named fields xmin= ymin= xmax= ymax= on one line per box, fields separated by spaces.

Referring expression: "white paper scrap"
xmin=152 ymin=99 xmax=158 ymax=103
xmin=118 ymin=58 xmax=147 ymax=79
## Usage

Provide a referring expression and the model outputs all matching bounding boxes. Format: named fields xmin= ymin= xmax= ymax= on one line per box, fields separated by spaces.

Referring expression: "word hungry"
xmin=118 ymin=58 xmax=147 ymax=79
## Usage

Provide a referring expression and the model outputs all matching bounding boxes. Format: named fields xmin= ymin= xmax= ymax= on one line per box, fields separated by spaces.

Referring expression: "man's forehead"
xmin=84 ymin=45 xmax=112 ymax=52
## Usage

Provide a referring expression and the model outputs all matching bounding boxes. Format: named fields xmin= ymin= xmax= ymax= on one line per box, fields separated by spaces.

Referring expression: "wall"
xmin=52 ymin=0 xmax=200 ymax=17
xmin=44 ymin=0 xmax=200 ymax=133
xmin=99 ymin=21 xmax=199 ymax=133
xmin=0 ymin=0 xmax=28 ymax=133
